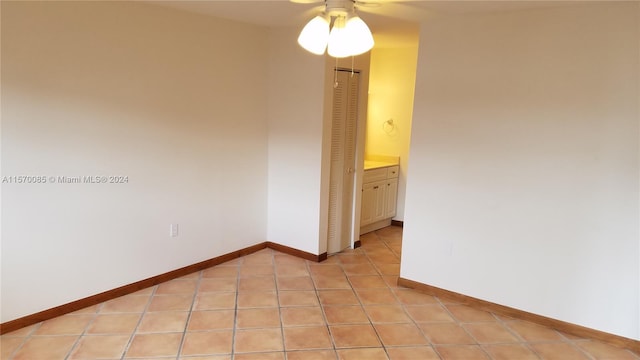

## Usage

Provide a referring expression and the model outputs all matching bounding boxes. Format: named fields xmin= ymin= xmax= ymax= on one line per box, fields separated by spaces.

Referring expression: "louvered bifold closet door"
xmin=327 ymin=70 xmax=359 ymax=254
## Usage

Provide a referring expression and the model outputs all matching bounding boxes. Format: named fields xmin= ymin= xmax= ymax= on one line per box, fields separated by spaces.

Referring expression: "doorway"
xmin=326 ymin=69 xmax=360 ymax=254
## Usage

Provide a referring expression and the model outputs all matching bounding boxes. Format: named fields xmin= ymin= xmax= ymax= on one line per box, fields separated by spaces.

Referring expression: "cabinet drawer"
xmin=387 ymin=166 xmax=399 ymax=178
xmin=363 ymin=168 xmax=387 ymax=183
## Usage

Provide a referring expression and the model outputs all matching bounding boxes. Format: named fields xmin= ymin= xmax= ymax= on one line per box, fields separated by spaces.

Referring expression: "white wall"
xmin=266 ymin=28 xmax=327 ymax=255
xmin=402 ymin=2 xmax=639 ymax=340
xmin=366 ymin=46 xmax=419 ymax=221
xmin=1 ymin=2 xmax=269 ymax=323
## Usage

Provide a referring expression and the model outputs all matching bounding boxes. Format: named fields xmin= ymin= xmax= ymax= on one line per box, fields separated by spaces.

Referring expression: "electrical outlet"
xmin=170 ymin=224 xmax=179 ymax=237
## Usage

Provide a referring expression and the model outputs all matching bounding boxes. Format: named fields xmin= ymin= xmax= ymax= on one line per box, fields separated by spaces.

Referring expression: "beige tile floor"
xmin=2 ymin=226 xmax=639 ymax=359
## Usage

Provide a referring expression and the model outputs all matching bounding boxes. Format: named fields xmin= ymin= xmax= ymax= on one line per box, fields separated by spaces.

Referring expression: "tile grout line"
xmin=120 ymin=285 xmax=158 ymax=360
xmin=174 ymin=269 xmax=205 ymax=360
xmin=272 ymin=250 xmax=288 ymax=358
xmin=63 ymin=300 xmax=103 ymax=360
xmin=5 ymin=315 xmax=44 ymax=360
xmin=230 ymin=258 xmax=242 ymax=359
xmin=360 ymin=233 xmax=396 ymax=359
xmin=309 ymin=253 xmax=340 ymax=359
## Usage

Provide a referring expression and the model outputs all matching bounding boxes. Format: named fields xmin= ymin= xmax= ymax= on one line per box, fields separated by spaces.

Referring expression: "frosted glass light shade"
xmin=327 ymin=16 xmax=351 ymax=58
xmin=343 ymin=16 xmax=374 ymax=56
xmin=297 ymin=16 xmax=330 ymax=55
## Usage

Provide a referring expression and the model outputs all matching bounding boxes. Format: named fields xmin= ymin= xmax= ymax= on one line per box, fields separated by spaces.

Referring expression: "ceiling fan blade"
xmin=357 ymin=1 xmax=432 ymax=22
xmin=355 ymin=1 xmax=381 ymax=8
xmin=290 ymin=0 xmax=324 ymax=4
xmin=300 ymin=5 xmax=326 ymax=20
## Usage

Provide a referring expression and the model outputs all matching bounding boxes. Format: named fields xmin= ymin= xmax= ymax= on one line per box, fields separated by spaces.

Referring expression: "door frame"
xmin=318 ymin=56 xmax=371 ymax=255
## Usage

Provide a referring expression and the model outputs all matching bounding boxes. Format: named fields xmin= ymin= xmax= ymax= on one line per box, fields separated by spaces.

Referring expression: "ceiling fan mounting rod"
xmin=325 ymin=0 xmax=355 ymax=17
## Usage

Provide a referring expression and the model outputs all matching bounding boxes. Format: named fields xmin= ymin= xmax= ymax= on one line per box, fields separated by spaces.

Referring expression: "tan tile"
xmin=309 ymin=264 xmax=345 ymax=277
xmin=2 ymin=323 xmax=39 ymax=337
xmin=321 ymin=256 xmax=344 ymax=264
xmin=318 ymin=290 xmax=359 ymax=305
xmin=193 ymin=292 xmax=236 ymax=310
xmin=435 ymin=345 xmax=490 ymax=359
xmin=240 ymin=265 xmax=275 ymax=277
xmin=156 ymin=279 xmax=198 ymax=294
xmin=323 ymin=305 xmax=369 ymax=325
xmin=392 ymin=289 xmax=439 ymax=305
xmin=199 ymin=278 xmax=238 ymax=292
xmin=237 ymin=308 xmax=281 ymax=328
xmin=242 ymin=252 xmax=274 ymax=266
xmin=279 ymin=291 xmax=319 ymax=307
xmin=367 ymin=254 xmax=400 ymax=265
xmin=336 ymin=348 xmax=389 ymax=360
xmin=1 ymin=337 xmax=25 ymax=359
xmin=85 ymin=313 xmax=141 ymax=334
xmin=286 ymin=349 xmax=338 ymax=360
xmin=383 ymin=276 xmax=400 ymax=288
xmin=341 ymin=263 xmax=378 ymax=276
xmin=179 ymin=356 xmax=231 ymax=360
xmin=275 ymin=263 xmax=309 ymax=277
xmin=348 ymin=275 xmax=388 ymax=289
xmin=234 ymin=328 xmax=283 ymax=353
xmin=12 ymin=335 xmax=78 ymax=360
xmin=276 ymin=276 xmax=314 ymax=290
xmin=446 ymin=305 xmax=496 ymax=322
xmin=376 ymin=226 xmax=402 ymax=237
xmin=274 ymin=254 xmax=307 ymax=265
xmin=530 ymin=342 xmax=591 ymax=360
xmin=355 ymin=288 xmax=398 ymax=305
xmin=69 ymin=304 xmax=101 ymax=315
xmin=283 ymin=326 xmax=333 ymax=351
xmin=176 ymin=271 xmax=200 ymax=279
xmin=125 ymin=332 xmax=182 ymax=358
xmin=34 ymin=314 xmax=94 ymax=335
xmin=375 ymin=263 xmax=400 ymax=275
xmin=68 ymin=334 xmax=129 ymax=359
xmin=576 ymin=340 xmax=638 ymax=359
xmin=188 ymin=310 xmax=235 ymax=330
xmin=202 ymin=265 xmax=239 ymax=278
xmin=281 ymin=307 xmax=325 ymax=327
xmin=504 ymin=320 xmax=564 ymax=342
xmin=137 ymin=311 xmax=189 ymax=333
xmin=386 ymin=346 xmax=441 ymax=360
xmin=148 ymin=294 xmax=193 ymax=312
xmin=374 ymin=323 xmax=428 ymax=346
xmin=234 ymin=352 xmax=285 ymax=360
xmin=237 ymin=291 xmax=278 ymax=308
xmin=437 ymin=296 xmax=464 ymax=305
xmin=129 ymin=287 xmax=156 ymax=296
xmin=418 ymin=322 xmax=476 ymax=345
xmin=404 ymin=305 xmax=455 ymax=323
xmin=239 ymin=276 xmax=276 ymax=291
xmin=329 ymin=324 xmax=381 ymax=348
xmin=181 ymin=330 xmax=233 ymax=356
xmin=313 ymin=275 xmax=351 ymax=289
xmin=463 ymin=322 xmax=519 ymax=344
xmin=100 ymin=295 xmax=149 ymax=313
xmin=560 ymin=331 xmax=585 ymax=340
xmin=336 ymin=254 xmax=370 ymax=264
xmin=483 ymin=344 xmax=540 ymax=360
xmin=364 ymin=305 xmax=411 ymax=323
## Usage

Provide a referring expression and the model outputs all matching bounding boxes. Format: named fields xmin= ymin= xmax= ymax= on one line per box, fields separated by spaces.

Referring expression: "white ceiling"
xmin=147 ymin=1 xmax=581 ymax=47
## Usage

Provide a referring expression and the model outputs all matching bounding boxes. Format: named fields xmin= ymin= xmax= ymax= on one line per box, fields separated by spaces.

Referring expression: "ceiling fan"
xmin=291 ymin=0 xmax=379 ymax=57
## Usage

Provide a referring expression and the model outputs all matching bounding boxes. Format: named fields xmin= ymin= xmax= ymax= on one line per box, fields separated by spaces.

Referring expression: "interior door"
xmin=327 ymin=70 xmax=359 ymax=254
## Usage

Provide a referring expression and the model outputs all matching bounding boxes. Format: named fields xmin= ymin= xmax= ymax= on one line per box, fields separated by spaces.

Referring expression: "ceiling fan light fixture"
xmin=297 ymin=15 xmax=330 ymax=55
xmin=342 ymin=15 xmax=374 ymax=56
xmin=327 ymin=16 xmax=353 ymax=58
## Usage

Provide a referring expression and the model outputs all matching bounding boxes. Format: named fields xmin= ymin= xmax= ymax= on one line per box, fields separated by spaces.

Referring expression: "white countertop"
xmin=364 ymin=160 xmax=398 ymax=170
